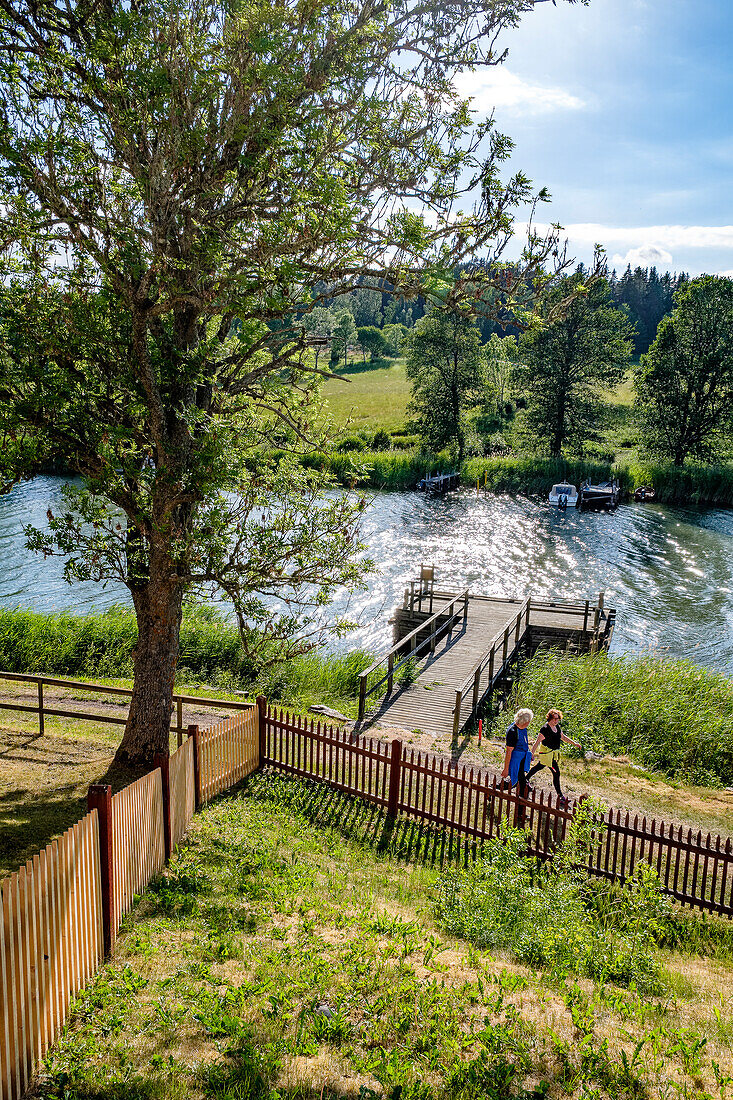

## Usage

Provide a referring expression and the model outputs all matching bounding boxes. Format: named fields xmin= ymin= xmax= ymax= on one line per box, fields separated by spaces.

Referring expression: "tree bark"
xmin=115 ymin=578 xmax=185 ymax=766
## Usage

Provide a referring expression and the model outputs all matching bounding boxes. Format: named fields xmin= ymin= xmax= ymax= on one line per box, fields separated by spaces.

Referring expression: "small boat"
xmin=548 ymin=483 xmax=579 ymax=509
xmin=578 ymin=479 xmax=620 ymax=511
xmin=633 ymin=485 xmax=656 ymax=503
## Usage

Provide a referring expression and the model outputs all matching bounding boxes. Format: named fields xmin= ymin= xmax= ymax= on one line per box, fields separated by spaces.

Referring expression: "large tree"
xmin=516 ymin=275 xmax=633 ymax=456
xmin=0 ymin=0 xmax=578 ymax=764
xmin=634 ymin=276 xmax=733 ymax=465
xmin=405 ymin=310 xmax=485 ymax=461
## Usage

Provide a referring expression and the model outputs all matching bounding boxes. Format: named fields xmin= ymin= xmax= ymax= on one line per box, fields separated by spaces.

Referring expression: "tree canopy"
xmin=405 ymin=311 xmax=485 ymax=462
xmin=516 ymin=276 xmax=633 ymax=457
xmin=635 ymin=276 xmax=733 ymax=466
xmin=0 ymin=0 xmax=580 ymax=763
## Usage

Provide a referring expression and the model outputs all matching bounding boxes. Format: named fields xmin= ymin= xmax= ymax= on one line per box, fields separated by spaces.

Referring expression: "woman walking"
xmin=500 ymin=708 xmax=534 ymax=797
xmin=526 ymin=709 xmax=581 ymax=805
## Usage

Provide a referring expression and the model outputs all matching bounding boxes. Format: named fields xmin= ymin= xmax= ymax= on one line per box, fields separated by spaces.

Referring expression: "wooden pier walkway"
xmin=358 ymin=576 xmax=614 ymax=739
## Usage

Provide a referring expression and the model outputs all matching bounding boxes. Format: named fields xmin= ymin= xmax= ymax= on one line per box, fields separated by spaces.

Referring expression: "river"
xmin=2 ymin=476 xmax=732 ymax=673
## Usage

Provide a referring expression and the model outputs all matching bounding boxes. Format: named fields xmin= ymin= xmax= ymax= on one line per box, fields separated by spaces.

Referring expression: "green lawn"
xmin=320 ymin=359 xmax=411 ymax=433
xmin=35 ymin=772 xmax=733 ymax=1100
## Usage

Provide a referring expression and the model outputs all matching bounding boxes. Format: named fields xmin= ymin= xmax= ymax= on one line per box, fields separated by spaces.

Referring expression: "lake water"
xmin=2 ymin=476 xmax=733 ymax=673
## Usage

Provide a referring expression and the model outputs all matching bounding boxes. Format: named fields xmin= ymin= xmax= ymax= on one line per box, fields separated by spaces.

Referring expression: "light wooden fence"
xmin=198 ymin=707 xmax=259 ymax=803
xmin=169 ymin=737 xmax=195 ymax=850
xmin=110 ymin=770 xmax=165 ymax=942
xmin=1 ymin=704 xmax=262 ymax=1100
xmin=0 ymin=813 xmax=103 ymax=1100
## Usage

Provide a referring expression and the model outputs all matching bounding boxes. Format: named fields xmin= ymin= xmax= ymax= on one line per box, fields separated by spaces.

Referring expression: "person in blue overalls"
xmin=500 ymin=708 xmax=534 ymax=797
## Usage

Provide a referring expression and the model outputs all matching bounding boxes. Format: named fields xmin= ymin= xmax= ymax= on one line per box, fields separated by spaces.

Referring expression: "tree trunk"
xmin=115 ymin=579 xmax=185 ymax=766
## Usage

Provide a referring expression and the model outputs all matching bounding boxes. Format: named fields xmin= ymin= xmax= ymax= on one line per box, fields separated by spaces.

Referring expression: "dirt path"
xmin=364 ymin=719 xmax=733 ymax=839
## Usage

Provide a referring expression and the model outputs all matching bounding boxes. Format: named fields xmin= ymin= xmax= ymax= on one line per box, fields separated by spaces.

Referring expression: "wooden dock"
xmin=358 ymin=573 xmax=615 ymax=738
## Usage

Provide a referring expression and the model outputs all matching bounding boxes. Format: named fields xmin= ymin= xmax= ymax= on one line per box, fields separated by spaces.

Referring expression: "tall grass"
xmin=0 ymin=605 xmax=371 ymax=711
xmin=495 ymin=649 xmax=733 ymax=786
xmin=461 ymin=455 xmax=627 ymax=496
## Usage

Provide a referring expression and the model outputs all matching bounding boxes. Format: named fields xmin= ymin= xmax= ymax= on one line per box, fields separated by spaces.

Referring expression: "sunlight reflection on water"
xmin=2 ymin=478 xmax=732 ymax=672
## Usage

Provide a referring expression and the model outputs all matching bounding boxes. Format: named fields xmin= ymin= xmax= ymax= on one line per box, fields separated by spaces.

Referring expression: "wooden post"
xmin=525 ymin=596 xmax=531 ymax=628
xmin=38 ymin=679 xmax=44 ymax=736
xmin=188 ymin=724 xmax=201 ymax=809
xmin=598 ymin=590 xmax=605 ymax=611
xmin=257 ymin=695 xmax=267 ymax=764
xmin=358 ymin=675 xmax=367 ymax=721
xmin=153 ymin=752 xmax=171 ymax=861
xmin=387 ymin=738 xmax=402 ymax=818
xmin=463 ymin=592 xmax=469 ymax=627
xmin=87 ymin=783 xmax=113 ymax=957
xmin=514 ymin=609 xmax=521 ymax=644
xmin=177 ymin=698 xmax=183 ymax=747
xmin=502 ymin=626 xmax=509 ymax=667
xmin=593 ymin=604 xmax=600 ymax=631
xmin=453 ymin=690 xmax=462 ymax=738
xmin=387 ymin=653 xmax=394 ymax=693
xmin=488 ymin=647 xmax=495 ymax=685
xmin=582 ymin=600 xmax=589 ymax=633
xmin=472 ymin=668 xmax=481 ymax=712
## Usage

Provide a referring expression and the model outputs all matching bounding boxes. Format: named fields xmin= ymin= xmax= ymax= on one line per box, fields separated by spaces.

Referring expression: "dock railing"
xmin=358 ymin=590 xmax=469 ymax=720
xmin=452 ymin=597 xmax=532 ymax=736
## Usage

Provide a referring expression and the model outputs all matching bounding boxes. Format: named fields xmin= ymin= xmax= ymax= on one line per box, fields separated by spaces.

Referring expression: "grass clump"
xmin=496 ymin=649 xmax=733 ymax=787
xmin=435 ymin=807 xmax=670 ymax=996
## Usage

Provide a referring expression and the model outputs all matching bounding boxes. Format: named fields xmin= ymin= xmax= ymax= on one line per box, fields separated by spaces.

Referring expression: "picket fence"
xmin=3 ymin=696 xmax=733 ymax=1100
xmin=262 ymin=705 xmax=733 ymax=918
xmin=0 ymin=709 xmax=260 ymax=1100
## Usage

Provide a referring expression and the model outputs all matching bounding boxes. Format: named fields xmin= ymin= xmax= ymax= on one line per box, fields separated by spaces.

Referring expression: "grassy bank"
xmin=493 ymin=650 xmax=733 ymax=788
xmin=308 ymin=447 xmax=733 ymax=504
xmin=0 ymin=605 xmax=371 ymax=715
xmin=34 ymin=772 xmax=733 ymax=1100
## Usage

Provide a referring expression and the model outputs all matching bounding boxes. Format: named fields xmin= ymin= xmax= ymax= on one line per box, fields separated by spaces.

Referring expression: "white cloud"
xmin=528 ymin=222 xmax=733 ymax=252
xmin=718 ymin=270 xmax=733 ymax=278
xmin=454 ymin=67 xmax=585 ymax=116
xmin=612 ymin=244 xmax=674 ymax=267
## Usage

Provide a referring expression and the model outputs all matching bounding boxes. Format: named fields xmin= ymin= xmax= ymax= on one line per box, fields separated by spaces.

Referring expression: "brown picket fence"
xmin=261 ymin=705 xmax=733 ymax=917
xmin=0 ymin=812 xmax=103 ymax=1100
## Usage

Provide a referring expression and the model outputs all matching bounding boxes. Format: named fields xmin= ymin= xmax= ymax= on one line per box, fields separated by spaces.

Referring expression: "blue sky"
xmin=464 ymin=0 xmax=733 ymax=276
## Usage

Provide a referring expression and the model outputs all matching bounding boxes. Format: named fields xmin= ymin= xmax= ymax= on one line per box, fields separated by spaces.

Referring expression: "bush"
xmin=435 ymin=814 xmax=669 ymax=993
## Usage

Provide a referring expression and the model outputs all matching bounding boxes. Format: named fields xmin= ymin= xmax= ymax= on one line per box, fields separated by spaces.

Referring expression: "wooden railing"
xmin=0 ymin=671 xmax=255 ymax=744
xmin=452 ymin=597 xmax=532 ymax=736
xmin=357 ymin=590 xmax=469 ymax=719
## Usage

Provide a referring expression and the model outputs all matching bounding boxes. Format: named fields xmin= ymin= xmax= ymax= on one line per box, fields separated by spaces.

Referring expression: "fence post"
xmin=582 ymin=600 xmax=589 ymax=634
xmin=502 ymin=626 xmax=509 ymax=667
xmin=38 ymin=679 xmax=45 ymax=736
xmin=453 ymin=690 xmax=462 ymax=738
xmin=153 ymin=752 xmax=171 ymax=861
xmin=188 ymin=724 xmax=201 ymax=809
xmin=257 ymin=695 xmax=268 ymax=765
xmin=358 ymin=674 xmax=367 ymax=720
xmin=387 ymin=653 xmax=394 ymax=693
xmin=463 ymin=592 xmax=469 ymax=627
xmin=87 ymin=783 xmax=114 ymax=957
xmin=387 ymin=739 xmax=402 ymax=818
xmin=472 ymin=667 xmax=481 ymax=712
xmin=176 ymin=698 xmax=183 ymax=747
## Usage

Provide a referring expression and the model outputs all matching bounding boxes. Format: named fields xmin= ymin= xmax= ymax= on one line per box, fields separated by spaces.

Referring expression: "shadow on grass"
xmin=243 ymin=768 xmax=472 ymax=868
xmin=0 ymin=755 xmax=146 ymax=878
xmin=331 ymin=356 xmax=395 ymax=377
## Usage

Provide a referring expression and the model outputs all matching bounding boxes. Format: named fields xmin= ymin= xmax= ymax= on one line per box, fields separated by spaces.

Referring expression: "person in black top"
xmin=525 ymin=709 xmax=581 ymax=805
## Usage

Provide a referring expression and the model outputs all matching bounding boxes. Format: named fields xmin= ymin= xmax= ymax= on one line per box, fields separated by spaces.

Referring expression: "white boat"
xmin=548 ymin=482 xmax=579 ymax=509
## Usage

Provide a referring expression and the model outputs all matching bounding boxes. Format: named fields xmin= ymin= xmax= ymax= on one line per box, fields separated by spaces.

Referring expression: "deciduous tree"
xmin=635 ymin=276 xmax=733 ymax=465
xmin=516 ymin=276 xmax=633 ymax=456
xmin=0 ymin=0 xmax=579 ymax=763
xmin=405 ymin=311 xmax=485 ymax=462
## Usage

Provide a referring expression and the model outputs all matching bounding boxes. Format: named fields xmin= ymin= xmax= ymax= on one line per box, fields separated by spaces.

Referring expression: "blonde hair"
xmin=513 ymin=708 xmax=534 ymax=726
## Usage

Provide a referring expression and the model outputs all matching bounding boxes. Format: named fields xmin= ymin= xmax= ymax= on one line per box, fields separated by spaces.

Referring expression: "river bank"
xmin=309 ymin=447 xmax=733 ymax=505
